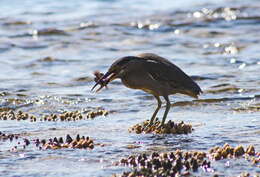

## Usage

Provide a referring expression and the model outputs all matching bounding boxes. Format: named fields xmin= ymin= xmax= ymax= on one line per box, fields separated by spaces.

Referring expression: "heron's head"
xmin=91 ymin=56 xmax=138 ymax=92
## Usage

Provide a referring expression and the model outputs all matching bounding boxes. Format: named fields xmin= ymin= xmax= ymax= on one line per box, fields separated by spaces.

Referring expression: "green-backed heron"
xmin=92 ymin=53 xmax=202 ymax=126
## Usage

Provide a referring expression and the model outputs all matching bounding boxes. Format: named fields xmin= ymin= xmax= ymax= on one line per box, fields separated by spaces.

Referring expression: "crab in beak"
xmin=91 ymin=71 xmax=117 ymax=92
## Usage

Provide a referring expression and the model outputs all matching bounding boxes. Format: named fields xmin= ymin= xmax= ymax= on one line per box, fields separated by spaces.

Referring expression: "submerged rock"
xmin=232 ymin=103 xmax=260 ymax=113
xmin=33 ymin=28 xmax=68 ymax=36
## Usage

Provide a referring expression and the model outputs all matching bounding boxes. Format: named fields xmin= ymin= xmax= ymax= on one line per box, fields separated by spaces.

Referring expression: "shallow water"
xmin=0 ymin=0 xmax=260 ymax=176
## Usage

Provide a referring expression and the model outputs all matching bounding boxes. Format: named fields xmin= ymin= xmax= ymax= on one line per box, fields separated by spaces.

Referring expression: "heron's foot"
xmin=143 ymin=121 xmax=154 ymax=131
xmin=157 ymin=123 xmax=165 ymax=130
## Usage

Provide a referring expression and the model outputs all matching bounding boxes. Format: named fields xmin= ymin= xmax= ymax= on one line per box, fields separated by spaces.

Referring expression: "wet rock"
xmin=3 ymin=20 xmax=32 ymax=26
xmin=206 ymin=85 xmax=241 ymax=94
xmin=74 ymin=76 xmax=92 ymax=82
xmin=232 ymin=103 xmax=260 ymax=113
xmin=128 ymin=119 xmax=193 ymax=134
xmin=34 ymin=28 xmax=67 ymax=36
xmin=40 ymin=56 xmax=56 ymax=62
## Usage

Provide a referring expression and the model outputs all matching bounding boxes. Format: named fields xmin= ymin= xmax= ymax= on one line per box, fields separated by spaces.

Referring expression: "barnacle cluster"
xmin=42 ymin=111 xmax=82 ymax=121
xmin=209 ymin=144 xmax=259 ymax=165
xmin=116 ymin=150 xmax=210 ymax=177
xmin=86 ymin=109 xmax=109 ymax=119
xmin=0 ymin=110 xmax=37 ymax=121
xmin=129 ymin=119 xmax=193 ymax=134
xmin=115 ymin=144 xmax=259 ymax=177
xmin=41 ymin=134 xmax=94 ymax=150
xmin=0 ymin=131 xmax=20 ymax=141
xmin=0 ymin=109 xmax=109 ymax=122
xmin=8 ymin=134 xmax=95 ymax=151
xmin=42 ymin=109 xmax=108 ymax=121
xmin=209 ymin=144 xmax=255 ymax=159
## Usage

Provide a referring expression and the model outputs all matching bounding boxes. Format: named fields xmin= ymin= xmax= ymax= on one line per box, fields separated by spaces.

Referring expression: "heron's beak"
xmin=91 ymin=71 xmax=116 ymax=92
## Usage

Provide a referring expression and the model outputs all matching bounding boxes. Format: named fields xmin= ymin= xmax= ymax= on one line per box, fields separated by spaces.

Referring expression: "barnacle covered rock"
xmin=209 ymin=144 xmax=259 ymax=165
xmin=0 ymin=131 xmax=20 ymax=141
xmin=86 ymin=109 xmax=109 ymax=119
xmin=116 ymin=149 xmax=210 ymax=177
xmin=0 ymin=109 xmax=109 ymax=122
xmin=115 ymin=144 xmax=259 ymax=177
xmin=8 ymin=134 xmax=95 ymax=151
xmin=129 ymin=119 xmax=193 ymax=134
xmin=246 ymin=145 xmax=255 ymax=156
xmin=42 ymin=109 xmax=108 ymax=121
xmin=0 ymin=110 xmax=36 ymax=121
xmin=42 ymin=134 xmax=94 ymax=150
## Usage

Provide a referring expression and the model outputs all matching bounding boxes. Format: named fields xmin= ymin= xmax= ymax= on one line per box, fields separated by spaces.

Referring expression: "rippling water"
xmin=0 ymin=0 xmax=260 ymax=176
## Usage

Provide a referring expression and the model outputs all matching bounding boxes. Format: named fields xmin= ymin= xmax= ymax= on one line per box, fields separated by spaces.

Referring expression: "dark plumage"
xmin=92 ymin=53 xmax=202 ymax=126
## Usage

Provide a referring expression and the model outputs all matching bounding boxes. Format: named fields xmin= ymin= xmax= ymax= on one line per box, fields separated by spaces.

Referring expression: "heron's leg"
xmin=161 ymin=96 xmax=171 ymax=126
xmin=149 ymin=95 xmax=162 ymax=125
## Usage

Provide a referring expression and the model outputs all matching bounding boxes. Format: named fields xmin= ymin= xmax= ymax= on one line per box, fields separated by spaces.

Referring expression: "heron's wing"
xmin=140 ymin=56 xmax=202 ymax=97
